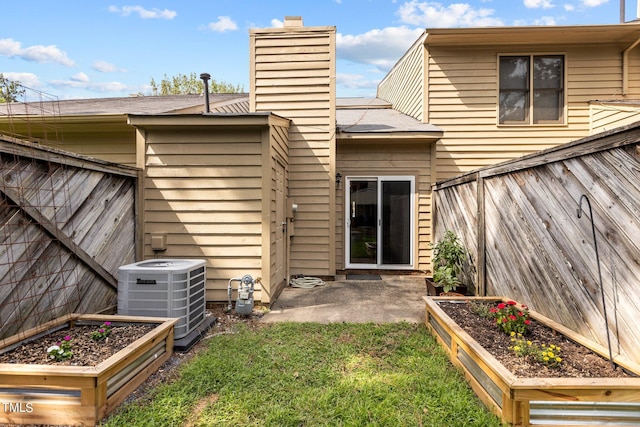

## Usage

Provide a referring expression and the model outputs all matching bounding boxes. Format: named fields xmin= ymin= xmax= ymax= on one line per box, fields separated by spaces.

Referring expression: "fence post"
xmin=476 ymin=174 xmax=486 ymax=296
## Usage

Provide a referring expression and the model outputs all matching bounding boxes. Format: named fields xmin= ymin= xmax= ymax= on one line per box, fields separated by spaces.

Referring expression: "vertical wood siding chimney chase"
xmin=250 ymin=17 xmax=337 ymax=276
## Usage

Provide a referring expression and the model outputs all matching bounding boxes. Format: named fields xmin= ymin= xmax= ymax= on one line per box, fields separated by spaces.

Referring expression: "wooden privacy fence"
xmin=433 ymin=122 xmax=640 ymax=363
xmin=0 ymin=136 xmax=139 ymax=339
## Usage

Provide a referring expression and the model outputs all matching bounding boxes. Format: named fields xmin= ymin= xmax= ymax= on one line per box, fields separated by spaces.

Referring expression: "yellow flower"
xmin=556 ymin=357 xmax=562 ymax=362
xmin=510 ymin=331 xmax=516 ymax=337
xmin=526 ymin=341 xmax=532 ymax=346
xmin=543 ymin=356 xmax=549 ymax=362
xmin=548 ymin=352 xmax=555 ymax=357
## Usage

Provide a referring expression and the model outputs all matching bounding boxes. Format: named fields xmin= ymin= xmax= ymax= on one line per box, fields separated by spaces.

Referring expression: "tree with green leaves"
xmin=149 ymin=72 xmax=243 ymax=95
xmin=0 ymin=74 xmax=25 ymax=103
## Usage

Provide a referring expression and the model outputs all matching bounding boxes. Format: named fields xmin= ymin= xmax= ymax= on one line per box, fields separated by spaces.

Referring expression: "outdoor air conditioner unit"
xmin=117 ymin=259 xmax=206 ymax=340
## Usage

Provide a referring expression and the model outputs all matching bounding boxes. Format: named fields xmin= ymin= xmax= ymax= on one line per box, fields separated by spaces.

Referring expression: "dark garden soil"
xmin=437 ymin=301 xmax=631 ymax=378
xmin=0 ymin=308 xmax=261 ymax=427
xmin=0 ymin=324 xmax=155 ymax=366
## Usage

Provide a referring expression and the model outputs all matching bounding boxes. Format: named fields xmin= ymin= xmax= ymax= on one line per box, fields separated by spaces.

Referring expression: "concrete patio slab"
xmin=261 ymin=275 xmax=427 ymax=324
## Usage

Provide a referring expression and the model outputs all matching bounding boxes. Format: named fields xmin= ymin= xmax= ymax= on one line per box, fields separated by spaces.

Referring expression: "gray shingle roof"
xmin=1 ymin=93 xmax=441 ymax=135
xmin=0 ymin=93 xmax=249 ymax=116
xmin=337 ymin=107 xmax=442 ymax=134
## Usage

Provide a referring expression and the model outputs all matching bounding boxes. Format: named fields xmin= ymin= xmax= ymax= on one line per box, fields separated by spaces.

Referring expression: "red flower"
xmin=524 ymin=319 xmax=531 ymax=325
xmin=518 ymin=311 xmax=523 ymax=316
xmin=490 ymin=308 xmax=497 ymax=313
xmin=497 ymin=303 xmax=506 ymax=309
xmin=507 ymin=300 xmax=517 ymax=306
xmin=502 ymin=318 xmax=508 ymax=323
xmin=508 ymin=315 xmax=517 ymax=321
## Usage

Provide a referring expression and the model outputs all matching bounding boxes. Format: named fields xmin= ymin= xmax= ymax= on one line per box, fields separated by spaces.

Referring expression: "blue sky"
xmin=0 ymin=0 xmax=630 ymax=100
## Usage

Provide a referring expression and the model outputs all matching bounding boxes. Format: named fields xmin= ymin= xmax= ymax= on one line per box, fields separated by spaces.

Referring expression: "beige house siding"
xmin=0 ymin=117 xmax=138 ymax=166
xmin=130 ymin=115 xmax=290 ymax=303
xmin=265 ymin=123 xmax=290 ymax=302
xmin=56 ymin=131 xmax=136 ymax=166
xmin=250 ymin=19 xmax=337 ymax=277
xmin=335 ymin=141 xmax=433 ymax=271
xmin=590 ymin=101 xmax=640 ymax=135
xmin=376 ymin=33 xmax=426 ymax=122
xmin=426 ymin=43 xmax=640 ymax=181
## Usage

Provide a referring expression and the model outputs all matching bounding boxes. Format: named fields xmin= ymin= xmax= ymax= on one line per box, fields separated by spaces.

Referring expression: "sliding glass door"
xmin=346 ymin=176 xmax=414 ymax=269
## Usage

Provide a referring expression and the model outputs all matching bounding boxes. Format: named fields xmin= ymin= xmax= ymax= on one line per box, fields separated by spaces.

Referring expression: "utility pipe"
xmin=200 ymin=73 xmax=211 ymax=113
xmin=622 ymin=37 xmax=640 ymax=95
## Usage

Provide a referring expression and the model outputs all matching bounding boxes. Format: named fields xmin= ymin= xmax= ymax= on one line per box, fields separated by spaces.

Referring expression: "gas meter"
xmin=227 ymin=274 xmax=257 ymax=316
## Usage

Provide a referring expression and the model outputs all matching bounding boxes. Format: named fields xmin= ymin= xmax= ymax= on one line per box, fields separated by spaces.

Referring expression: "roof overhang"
xmin=127 ymin=113 xmax=290 ymax=130
xmin=337 ymin=131 xmax=442 ymax=142
xmin=423 ymin=22 xmax=640 ymax=47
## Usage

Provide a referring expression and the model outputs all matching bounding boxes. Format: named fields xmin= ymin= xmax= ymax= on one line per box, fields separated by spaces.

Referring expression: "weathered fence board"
xmin=433 ymin=121 xmax=640 ymax=363
xmin=0 ymin=136 xmax=139 ymax=339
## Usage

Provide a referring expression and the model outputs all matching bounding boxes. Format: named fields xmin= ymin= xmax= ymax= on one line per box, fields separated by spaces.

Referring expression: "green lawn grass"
xmin=102 ymin=322 xmax=505 ymax=427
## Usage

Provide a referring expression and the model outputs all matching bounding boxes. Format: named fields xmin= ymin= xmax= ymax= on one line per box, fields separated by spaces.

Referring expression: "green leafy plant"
xmin=490 ymin=300 xmax=530 ymax=335
xmin=468 ymin=301 xmax=493 ymax=319
xmin=91 ymin=321 xmax=112 ymax=341
xmin=47 ymin=335 xmax=73 ymax=361
xmin=432 ymin=230 xmax=467 ymax=292
xmin=509 ymin=332 xmax=563 ymax=368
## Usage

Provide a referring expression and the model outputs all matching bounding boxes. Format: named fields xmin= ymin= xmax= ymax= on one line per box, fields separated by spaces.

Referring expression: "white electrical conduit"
xmin=289 ymin=276 xmax=326 ymax=288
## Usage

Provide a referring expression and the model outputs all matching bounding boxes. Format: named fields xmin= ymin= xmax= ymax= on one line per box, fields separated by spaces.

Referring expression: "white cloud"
xmin=50 ymin=73 xmax=131 ymax=94
xmin=524 ymin=0 xmax=554 ymax=8
xmin=337 ymin=26 xmax=424 ymax=72
xmin=581 ymin=0 xmax=609 ymax=6
xmin=70 ymin=72 xmax=89 ymax=82
xmin=92 ymin=60 xmax=126 ymax=73
xmin=336 ymin=73 xmax=379 ymax=90
xmin=271 ymin=18 xmax=284 ymax=28
xmin=207 ymin=16 xmax=238 ymax=32
xmin=108 ymin=5 xmax=176 ymax=19
xmin=532 ymin=16 xmax=558 ymax=24
xmin=564 ymin=4 xmax=575 ymax=11
xmin=0 ymin=72 xmax=40 ymax=88
xmin=0 ymin=38 xmax=75 ymax=66
xmin=397 ymin=1 xmax=504 ymax=27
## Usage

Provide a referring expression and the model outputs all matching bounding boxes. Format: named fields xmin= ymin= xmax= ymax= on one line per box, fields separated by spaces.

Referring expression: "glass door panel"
xmin=346 ymin=176 xmax=414 ymax=269
xmin=348 ymin=179 xmax=377 ymax=265
xmin=381 ymin=181 xmax=411 ymax=265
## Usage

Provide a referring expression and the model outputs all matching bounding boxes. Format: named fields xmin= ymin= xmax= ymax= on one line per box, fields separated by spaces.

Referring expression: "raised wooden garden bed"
xmin=424 ymin=296 xmax=640 ymax=427
xmin=0 ymin=313 xmax=177 ymax=426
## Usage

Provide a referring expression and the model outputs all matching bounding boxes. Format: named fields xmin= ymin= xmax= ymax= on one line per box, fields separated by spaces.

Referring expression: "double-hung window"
xmin=499 ymin=55 xmax=564 ymax=125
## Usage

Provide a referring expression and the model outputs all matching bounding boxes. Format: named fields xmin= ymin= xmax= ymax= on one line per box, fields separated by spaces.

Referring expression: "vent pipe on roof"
xmin=200 ymin=73 xmax=211 ymax=113
xmin=620 ymin=0 xmax=625 ymax=22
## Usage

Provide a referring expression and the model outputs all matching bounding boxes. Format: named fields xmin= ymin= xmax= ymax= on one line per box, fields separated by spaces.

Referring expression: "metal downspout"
xmin=622 ymin=36 xmax=640 ymax=95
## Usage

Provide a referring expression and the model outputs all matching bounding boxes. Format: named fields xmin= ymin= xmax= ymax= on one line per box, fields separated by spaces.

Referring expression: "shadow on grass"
xmin=101 ymin=323 xmax=505 ymax=427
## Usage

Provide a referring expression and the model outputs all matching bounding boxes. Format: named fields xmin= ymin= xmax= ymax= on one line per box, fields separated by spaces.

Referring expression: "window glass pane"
xmin=534 ymin=56 xmax=563 ymax=89
xmin=533 ymin=91 xmax=562 ymax=122
xmin=500 ymin=57 xmax=529 ymax=89
xmin=499 ymin=91 xmax=528 ymax=123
